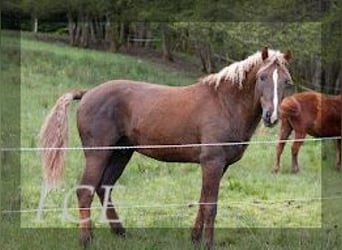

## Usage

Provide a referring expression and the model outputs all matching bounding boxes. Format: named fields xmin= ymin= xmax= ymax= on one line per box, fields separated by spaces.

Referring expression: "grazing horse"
xmin=39 ymin=47 xmax=292 ymax=248
xmin=273 ymin=91 xmax=341 ymax=174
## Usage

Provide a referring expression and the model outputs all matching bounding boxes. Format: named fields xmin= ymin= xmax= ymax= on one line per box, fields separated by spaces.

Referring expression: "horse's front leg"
xmin=192 ymin=159 xmax=223 ymax=249
xmin=191 ymin=184 xmax=205 ymax=245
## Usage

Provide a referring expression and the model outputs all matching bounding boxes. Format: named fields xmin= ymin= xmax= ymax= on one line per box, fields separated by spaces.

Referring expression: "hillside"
xmin=1 ymin=32 xmax=340 ymax=250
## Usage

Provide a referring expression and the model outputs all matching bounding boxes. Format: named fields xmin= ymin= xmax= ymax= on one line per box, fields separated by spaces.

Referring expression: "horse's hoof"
xmin=79 ymin=233 xmax=92 ymax=249
xmin=272 ymin=168 xmax=280 ymax=174
xmin=112 ymin=226 xmax=126 ymax=238
xmin=191 ymin=227 xmax=203 ymax=244
xmin=204 ymin=241 xmax=214 ymax=250
xmin=191 ymin=239 xmax=202 ymax=250
xmin=79 ymin=226 xmax=94 ymax=249
xmin=291 ymin=168 xmax=299 ymax=174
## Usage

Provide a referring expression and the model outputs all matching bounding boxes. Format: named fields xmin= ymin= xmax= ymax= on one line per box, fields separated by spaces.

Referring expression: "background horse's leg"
xmin=192 ymin=159 xmax=223 ymax=249
xmin=96 ymin=149 xmax=133 ymax=235
xmin=273 ymin=119 xmax=292 ymax=173
xmin=336 ymin=139 xmax=341 ymax=171
xmin=77 ymin=150 xmax=112 ymax=248
xmin=291 ymin=131 xmax=306 ymax=173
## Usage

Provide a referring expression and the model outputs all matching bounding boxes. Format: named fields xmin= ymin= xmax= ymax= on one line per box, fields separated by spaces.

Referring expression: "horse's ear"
xmin=283 ymin=49 xmax=292 ymax=62
xmin=261 ymin=46 xmax=268 ymax=60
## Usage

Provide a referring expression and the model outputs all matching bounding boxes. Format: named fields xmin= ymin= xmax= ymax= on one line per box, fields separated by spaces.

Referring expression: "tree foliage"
xmin=2 ymin=0 xmax=341 ymax=93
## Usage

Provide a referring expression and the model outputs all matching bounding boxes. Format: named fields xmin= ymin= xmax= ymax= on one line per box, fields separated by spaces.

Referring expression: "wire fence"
xmin=1 ymin=135 xmax=340 ymax=219
xmin=1 ymin=136 xmax=341 ymax=152
xmin=2 ymin=195 xmax=341 ymax=215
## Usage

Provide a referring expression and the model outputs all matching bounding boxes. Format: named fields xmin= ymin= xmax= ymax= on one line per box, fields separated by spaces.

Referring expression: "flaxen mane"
xmin=201 ymin=49 xmax=287 ymax=89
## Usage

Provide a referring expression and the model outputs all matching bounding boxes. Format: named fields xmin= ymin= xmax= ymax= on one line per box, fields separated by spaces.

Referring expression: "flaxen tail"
xmin=38 ymin=89 xmax=87 ymax=191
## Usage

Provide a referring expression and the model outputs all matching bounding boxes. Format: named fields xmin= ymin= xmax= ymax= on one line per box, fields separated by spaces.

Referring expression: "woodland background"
xmin=2 ymin=0 xmax=341 ymax=94
xmin=1 ymin=1 xmax=341 ymax=249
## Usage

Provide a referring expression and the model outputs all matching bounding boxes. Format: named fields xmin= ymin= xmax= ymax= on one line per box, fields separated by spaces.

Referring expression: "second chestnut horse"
xmin=273 ymin=91 xmax=341 ymax=174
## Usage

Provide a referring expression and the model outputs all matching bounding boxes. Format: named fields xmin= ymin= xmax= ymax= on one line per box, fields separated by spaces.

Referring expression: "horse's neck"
xmin=241 ymin=68 xmax=263 ymax=125
xmin=217 ymin=78 xmax=262 ymax=135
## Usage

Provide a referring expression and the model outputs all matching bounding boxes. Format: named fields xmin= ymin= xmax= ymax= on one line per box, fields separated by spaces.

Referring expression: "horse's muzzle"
xmin=262 ymin=110 xmax=278 ymax=127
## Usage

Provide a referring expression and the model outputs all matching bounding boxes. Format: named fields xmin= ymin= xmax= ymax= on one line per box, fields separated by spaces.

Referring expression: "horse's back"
xmin=75 ymin=80 xmax=211 ymax=151
xmin=76 ymin=80 xmax=141 ymax=146
xmin=280 ymin=91 xmax=341 ymax=137
xmin=279 ymin=92 xmax=316 ymax=118
xmin=280 ymin=91 xmax=340 ymax=117
xmin=77 ymin=79 xmax=184 ymax=116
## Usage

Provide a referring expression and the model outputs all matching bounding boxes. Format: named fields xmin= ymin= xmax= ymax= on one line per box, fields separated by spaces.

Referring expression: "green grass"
xmin=1 ymin=31 xmax=341 ymax=249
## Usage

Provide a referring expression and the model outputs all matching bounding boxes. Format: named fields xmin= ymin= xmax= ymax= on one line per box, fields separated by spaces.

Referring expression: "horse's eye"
xmin=260 ymin=75 xmax=267 ymax=81
xmin=285 ymin=79 xmax=292 ymax=85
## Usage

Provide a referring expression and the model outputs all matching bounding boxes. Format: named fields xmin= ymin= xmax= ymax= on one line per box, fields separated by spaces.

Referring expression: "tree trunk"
xmin=104 ymin=15 xmax=112 ymax=50
xmin=67 ymin=12 xmax=76 ymax=46
xmin=198 ymin=42 xmax=215 ymax=73
xmin=95 ymin=17 xmax=103 ymax=40
xmin=199 ymin=50 xmax=207 ymax=73
xmin=335 ymin=68 xmax=341 ymax=94
xmin=312 ymin=56 xmax=321 ymax=89
xmin=321 ymin=63 xmax=340 ymax=94
xmin=145 ymin=28 xmax=152 ymax=48
xmin=161 ymin=23 xmax=174 ymax=62
xmin=119 ymin=22 xmax=130 ymax=49
xmin=89 ymin=20 xmax=96 ymax=46
xmin=139 ymin=22 xmax=149 ymax=47
xmin=80 ymin=15 xmax=90 ymax=48
xmin=74 ymin=12 xmax=82 ymax=47
xmin=331 ymin=62 xmax=341 ymax=94
xmin=33 ymin=16 xmax=38 ymax=33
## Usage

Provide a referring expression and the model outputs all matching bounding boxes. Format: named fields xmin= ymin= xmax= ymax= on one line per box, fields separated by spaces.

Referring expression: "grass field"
xmin=1 ymin=31 xmax=341 ymax=249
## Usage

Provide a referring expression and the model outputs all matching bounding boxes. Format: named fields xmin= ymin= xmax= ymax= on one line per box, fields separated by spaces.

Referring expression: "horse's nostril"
xmin=266 ymin=111 xmax=272 ymax=119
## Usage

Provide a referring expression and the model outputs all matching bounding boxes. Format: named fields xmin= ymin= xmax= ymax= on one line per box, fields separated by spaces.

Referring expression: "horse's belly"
xmin=309 ymin=122 xmax=341 ymax=137
xmin=136 ymin=148 xmax=200 ymax=163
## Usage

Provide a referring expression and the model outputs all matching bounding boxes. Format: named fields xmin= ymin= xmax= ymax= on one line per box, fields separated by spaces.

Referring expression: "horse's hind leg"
xmin=77 ymin=150 xmax=113 ymax=248
xmin=273 ymin=118 xmax=292 ymax=174
xmin=291 ymin=130 xmax=306 ymax=174
xmin=96 ymin=149 xmax=133 ymax=236
xmin=336 ymin=139 xmax=341 ymax=171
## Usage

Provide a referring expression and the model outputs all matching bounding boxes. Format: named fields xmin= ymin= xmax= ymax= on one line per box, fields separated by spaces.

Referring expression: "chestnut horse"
xmin=273 ymin=91 xmax=341 ymax=174
xmin=39 ymin=47 xmax=292 ymax=248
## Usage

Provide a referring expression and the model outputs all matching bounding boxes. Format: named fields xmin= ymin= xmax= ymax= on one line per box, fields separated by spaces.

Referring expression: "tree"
xmin=19 ymin=0 xmax=61 ymax=32
xmin=2 ymin=0 xmax=340 ymax=91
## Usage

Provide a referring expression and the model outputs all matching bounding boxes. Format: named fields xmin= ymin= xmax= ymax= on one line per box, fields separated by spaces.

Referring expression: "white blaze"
xmin=271 ymin=68 xmax=278 ymax=123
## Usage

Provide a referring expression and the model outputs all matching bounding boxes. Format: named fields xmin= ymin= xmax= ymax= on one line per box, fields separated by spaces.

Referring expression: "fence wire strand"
xmin=2 ymin=195 xmax=341 ymax=215
xmin=1 ymin=136 xmax=340 ymax=218
xmin=1 ymin=136 xmax=340 ymax=152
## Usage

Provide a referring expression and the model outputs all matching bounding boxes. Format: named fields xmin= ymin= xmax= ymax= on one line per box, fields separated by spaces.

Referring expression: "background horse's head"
xmin=256 ymin=47 xmax=292 ymax=127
